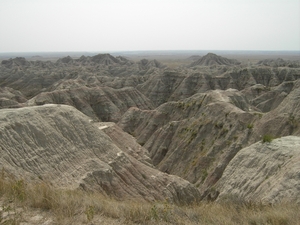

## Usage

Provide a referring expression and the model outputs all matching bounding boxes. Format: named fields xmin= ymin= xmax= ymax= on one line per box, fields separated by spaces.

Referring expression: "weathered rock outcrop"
xmin=118 ymin=89 xmax=258 ymax=188
xmin=136 ymin=66 xmax=300 ymax=108
xmin=137 ymin=70 xmax=186 ymax=107
xmin=1 ymin=57 xmax=31 ymax=68
xmin=216 ymin=136 xmax=300 ymax=204
xmin=246 ymin=81 xmax=294 ymax=112
xmin=0 ymin=87 xmax=27 ymax=108
xmin=190 ymin=53 xmax=240 ymax=67
xmin=0 ymin=104 xmax=201 ymax=203
xmin=28 ymin=86 xmax=154 ymax=122
xmin=249 ymin=80 xmax=300 ymax=141
xmin=119 ymin=79 xmax=300 ymax=197
xmin=1 ymin=52 xmax=300 ymax=204
xmin=0 ymin=54 xmax=166 ymax=99
xmin=99 ymin=122 xmax=153 ymax=167
xmin=137 ymin=59 xmax=166 ymax=70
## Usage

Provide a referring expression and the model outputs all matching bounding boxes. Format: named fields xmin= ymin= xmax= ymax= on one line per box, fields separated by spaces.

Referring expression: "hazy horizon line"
xmin=1 ymin=49 xmax=299 ymax=57
xmin=1 ymin=49 xmax=300 ymax=53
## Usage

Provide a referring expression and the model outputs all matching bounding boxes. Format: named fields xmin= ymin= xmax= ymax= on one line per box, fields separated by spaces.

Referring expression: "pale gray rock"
xmin=97 ymin=122 xmax=153 ymax=167
xmin=27 ymin=86 xmax=154 ymax=122
xmin=119 ymin=89 xmax=256 ymax=187
xmin=0 ymin=87 xmax=27 ymax=108
xmin=216 ymin=136 xmax=300 ymax=204
xmin=0 ymin=104 xmax=200 ymax=203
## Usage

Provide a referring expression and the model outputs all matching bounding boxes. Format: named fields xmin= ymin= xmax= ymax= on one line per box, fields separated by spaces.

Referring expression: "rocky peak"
xmin=138 ymin=59 xmax=165 ymax=70
xmin=190 ymin=53 xmax=240 ymax=67
xmin=1 ymin=57 xmax=30 ymax=68
xmin=91 ymin=53 xmax=120 ymax=65
xmin=57 ymin=55 xmax=73 ymax=64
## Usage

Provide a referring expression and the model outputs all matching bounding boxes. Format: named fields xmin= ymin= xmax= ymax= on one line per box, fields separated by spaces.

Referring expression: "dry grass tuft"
xmin=0 ymin=171 xmax=299 ymax=224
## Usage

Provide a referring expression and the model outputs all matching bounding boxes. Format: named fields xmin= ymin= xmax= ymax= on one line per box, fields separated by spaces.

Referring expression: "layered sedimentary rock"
xmin=0 ymin=104 xmax=201 ymax=203
xmin=216 ymin=136 xmax=300 ymax=204
xmin=118 ymin=89 xmax=258 ymax=187
xmin=0 ymin=87 xmax=27 ymax=108
xmin=0 ymin=54 xmax=163 ymax=98
xmin=1 ymin=52 xmax=300 ymax=204
xmin=189 ymin=53 xmax=240 ymax=67
xmin=28 ymin=86 xmax=154 ymax=121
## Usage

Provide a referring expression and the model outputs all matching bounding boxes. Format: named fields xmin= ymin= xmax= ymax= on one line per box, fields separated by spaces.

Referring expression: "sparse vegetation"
xmin=201 ymin=169 xmax=208 ymax=182
xmin=262 ymin=134 xmax=274 ymax=143
xmin=226 ymin=140 xmax=232 ymax=146
xmin=1 ymin=174 xmax=299 ymax=224
xmin=220 ymin=128 xmax=229 ymax=137
xmin=214 ymin=122 xmax=224 ymax=129
xmin=2 ymin=53 xmax=300 ymax=225
xmin=247 ymin=123 xmax=254 ymax=129
xmin=233 ymin=135 xmax=238 ymax=140
xmin=254 ymin=112 xmax=263 ymax=118
xmin=84 ymin=205 xmax=95 ymax=222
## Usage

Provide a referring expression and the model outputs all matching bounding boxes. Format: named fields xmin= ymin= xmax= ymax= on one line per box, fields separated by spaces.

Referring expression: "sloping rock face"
xmin=0 ymin=87 xmax=27 ymax=108
xmin=190 ymin=53 xmax=240 ymax=67
xmin=1 ymin=53 xmax=300 ymax=204
xmin=216 ymin=136 xmax=300 ymax=204
xmin=137 ymin=71 xmax=186 ymax=107
xmin=118 ymin=82 xmax=300 ymax=199
xmin=118 ymin=89 xmax=258 ymax=188
xmin=56 ymin=54 xmax=133 ymax=67
xmin=1 ymin=57 xmax=31 ymax=68
xmin=242 ymin=81 xmax=294 ymax=112
xmin=0 ymin=105 xmax=201 ymax=204
xmin=0 ymin=54 xmax=161 ymax=98
xmin=99 ymin=122 xmax=153 ymax=167
xmin=28 ymin=86 xmax=154 ymax=122
xmin=136 ymin=66 xmax=300 ymax=108
xmin=138 ymin=59 xmax=166 ymax=70
xmin=250 ymin=79 xmax=300 ymax=141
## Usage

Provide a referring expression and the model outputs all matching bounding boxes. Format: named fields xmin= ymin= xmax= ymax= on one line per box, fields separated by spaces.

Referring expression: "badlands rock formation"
xmin=118 ymin=89 xmax=258 ymax=186
xmin=0 ymin=104 xmax=201 ymax=203
xmin=216 ymin=136 xmax=300 ymax=204
xmin=0 ymin=54 xmax=161 ymax=98
xmin=27 ymin=86 xmax=154 ymax=122
xmin=1 ymin=52 xmax=300 ymax=204
xmin=0 ymin=87 xmax=27 ymax=108
xmin=190 ymin=53 xmax=241 ymax=67
xmin=257 ymin=58 xmax=300 ymax=68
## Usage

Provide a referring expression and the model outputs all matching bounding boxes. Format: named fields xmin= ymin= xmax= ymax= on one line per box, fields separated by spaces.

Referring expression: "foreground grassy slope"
xmin=1 ymin=173 xmax=299 ymax=225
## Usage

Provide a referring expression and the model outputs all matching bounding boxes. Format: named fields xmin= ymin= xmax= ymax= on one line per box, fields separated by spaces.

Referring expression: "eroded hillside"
xmin=0 ymin=104 xmax=201 ymax=204
xmin=1 ymin=52 xmax=300 ymax=204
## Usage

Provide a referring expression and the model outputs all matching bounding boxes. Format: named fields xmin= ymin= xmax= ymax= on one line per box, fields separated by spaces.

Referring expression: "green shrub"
xmin=262 ymin=134 xmax=273 ymax=143
xmin=247 ymin=124 xmax=254 ymax=129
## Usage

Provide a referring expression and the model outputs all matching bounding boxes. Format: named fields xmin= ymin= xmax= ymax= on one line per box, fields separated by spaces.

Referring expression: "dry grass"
xmin=0 ymin=171 xmax=299 ymax=225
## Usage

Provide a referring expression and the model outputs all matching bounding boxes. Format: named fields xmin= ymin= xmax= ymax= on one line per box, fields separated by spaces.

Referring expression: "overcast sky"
xmin=0 ymin=0 xmax=299 ymax=52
